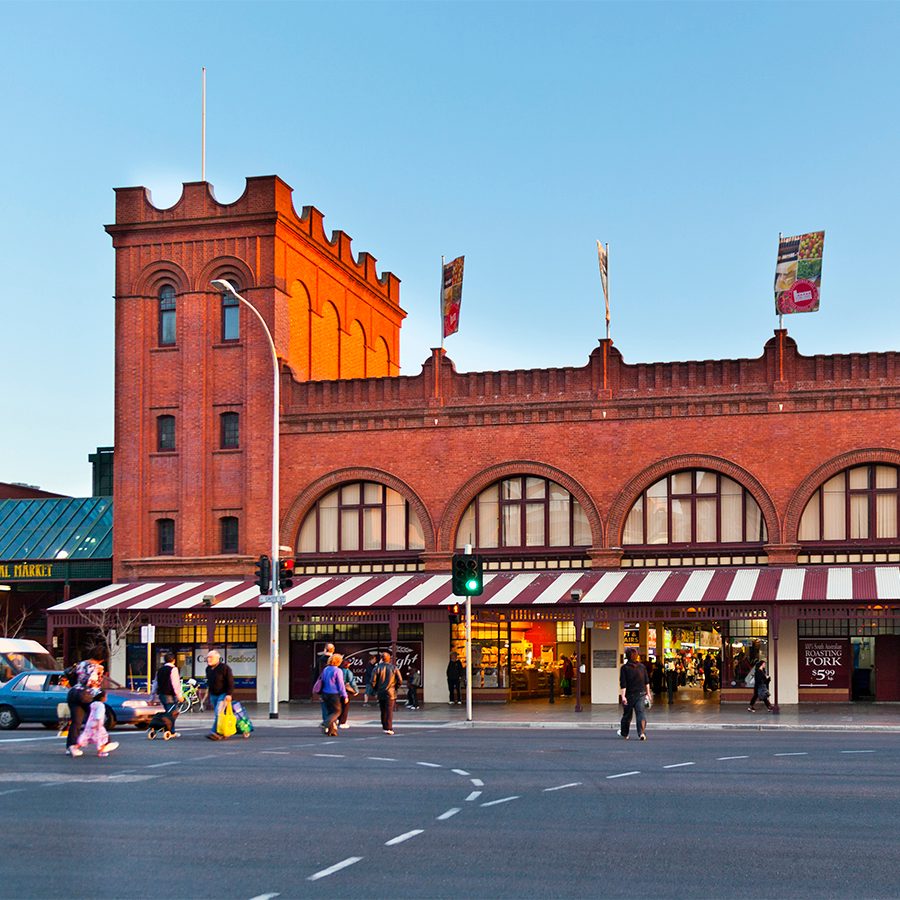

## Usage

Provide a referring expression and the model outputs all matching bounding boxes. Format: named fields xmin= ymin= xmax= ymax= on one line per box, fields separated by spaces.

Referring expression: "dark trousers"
xmin=339 ymin=696 xmax=351 ymax=725
xmin=66 ymin=688 xmax=90 ymax=749
xmin=749 ymin=690 xmax=773 ymax=709
xmin=448 ymin=680 xmax=461 ymax=703
xmin=322 ymin=693 xmax=342 ymax=733
xmin=378 ymin=693 xmax=394 ymax=731
xmin=407 ymin=685 xmax=419 ymax=707
xmin=159 ymin=695 xmax=177 ymax=715
xmin=620 ymin=694 xmax=647 ymax=738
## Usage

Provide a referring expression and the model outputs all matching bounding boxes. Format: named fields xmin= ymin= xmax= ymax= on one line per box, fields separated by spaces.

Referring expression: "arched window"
xmin=297 ymin=481 xmax=425 ymax=554
xmin=455 ymin=476 xmax=591 ymax=550
xmin=157 ymin=518 xmax=175 ymax=555
xmin=623 ymin=470 xmax=766 ymax=546
xmin=220 ymin=516 xmax=239 ymax=553
xmin=799 ymin=465 xmax=899 ymax=542
xmin=220 ymin=412 xmax=239 ymax=449
xmin=221 ymin=281 xmax=240 ymax=341
xmin=157 ymin=414 xmax=175 ymax=452
xmin=158 ymin=285 xmax=176 ymax=346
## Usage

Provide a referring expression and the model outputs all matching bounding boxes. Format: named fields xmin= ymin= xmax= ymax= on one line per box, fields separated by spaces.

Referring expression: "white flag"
xmin=596 ymin=240 xmax=609 ymax=327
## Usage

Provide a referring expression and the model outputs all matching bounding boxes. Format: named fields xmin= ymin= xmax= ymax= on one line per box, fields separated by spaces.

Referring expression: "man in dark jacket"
xmin=205 ymin=649 xmax=235 ymax=740
xmin=618 ymin=649 xmax=651 ymax=740
xmin=153 ymin=652 xmax=183 ymax=714
xmin=370 ymin=651 xmax=403 ymax=735
xmin=446 ymin=651 xmax=464 ymax=705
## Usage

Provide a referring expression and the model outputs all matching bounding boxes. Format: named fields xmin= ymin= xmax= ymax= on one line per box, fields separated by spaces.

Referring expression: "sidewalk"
xmin=216 ymin=697 xmax=900 ymax=733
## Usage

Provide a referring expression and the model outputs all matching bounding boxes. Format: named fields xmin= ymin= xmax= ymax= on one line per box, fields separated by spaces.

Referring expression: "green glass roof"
xmin=0 ymin=497 xmax=112 ymax=560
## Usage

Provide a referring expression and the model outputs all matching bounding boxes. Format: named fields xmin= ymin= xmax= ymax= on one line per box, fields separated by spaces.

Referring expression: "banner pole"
xmin=605 ymin=242 xmax=610 ymax=341
xmin=439 ymin=255 xmax=445 ymax=350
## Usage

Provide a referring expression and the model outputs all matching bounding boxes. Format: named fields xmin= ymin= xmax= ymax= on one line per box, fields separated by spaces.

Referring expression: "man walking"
xmin=205 ymin=649 xmax=235 ymax=740
xmin=370 ymin=651 xmax=403 ymax=734
xmin=153 ymin=652 xmax=183 ymax=715
xmin=618 ymin=648 xmax=651 ymax=741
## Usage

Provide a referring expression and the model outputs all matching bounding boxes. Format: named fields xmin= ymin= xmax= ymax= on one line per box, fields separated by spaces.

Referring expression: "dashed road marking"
xmin=146 ymin=761 xmax=180 ymax=768
xmin=314 ymin=754 xmax=345 ymax=759
xmin=663 ymin=762 xmax=695 ymax=769
xmin=452 ymin=769 xmax=469 ymax=776
xmin=774 ymin=752 xmax=808 ymax=757
xmin=249 ymin=893 xmax=280 ymax=899
xmin=717 ymin=756 xmax=749 ymax=761
xmin=385 ymin=829 xmax=424 ymax=846
xmin=417 ymin=761 xmax=441 ymax=768
xmin=367 ymin=756 xmax=396 ymax=762
xmin=465 ymin=791 xmax=482 ymax=802
xmin=841 ymin=750 xmax=875 ymax=754
xmin=437 ymin=808 xmax=461 ymax=820
xmin=307 ymin=857 xmax=363 ymax=881
xmin=481 ymin=796 xmax=519 ymax=807
xmin=260 ymin=751 xmax=290 ymax=755
xmin=544 ymin=782 xmax=582 ymax=792
xmin=0 ymin=789 xmax=25 ymax=796
xmin=607 ymin=771 xmax=640 ymax=779
xmin=470 ymin=778 xmax=484 ymax=787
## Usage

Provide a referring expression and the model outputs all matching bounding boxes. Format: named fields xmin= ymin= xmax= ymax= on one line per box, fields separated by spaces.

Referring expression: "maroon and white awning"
xmin=48 ymin=566 xmax=900 ymax=615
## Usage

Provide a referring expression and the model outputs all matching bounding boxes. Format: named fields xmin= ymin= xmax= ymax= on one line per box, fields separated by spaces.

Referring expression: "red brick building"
xmin=49 ymin=177 xmax=900 ymax=708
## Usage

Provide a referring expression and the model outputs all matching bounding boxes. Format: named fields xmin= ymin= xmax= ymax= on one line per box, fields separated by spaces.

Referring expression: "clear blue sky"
xmin=2 ymin=1 xmax=899 ymax=496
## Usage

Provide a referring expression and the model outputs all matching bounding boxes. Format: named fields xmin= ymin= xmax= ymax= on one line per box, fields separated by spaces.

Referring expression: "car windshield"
xmin=0 ymin=652 xmax=60 ymax=684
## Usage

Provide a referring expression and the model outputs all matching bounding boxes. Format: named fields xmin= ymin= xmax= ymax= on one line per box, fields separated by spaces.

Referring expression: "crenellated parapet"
xmin=107 ymin=176 xmax=400 ymax=305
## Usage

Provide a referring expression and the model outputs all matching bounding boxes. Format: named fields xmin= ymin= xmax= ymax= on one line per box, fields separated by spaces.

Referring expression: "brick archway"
xmin=196 ymin=256 xmax=256 ymax=294
xmin=438 ymin=460 xmax=603 ymax=553
xmin=784 ymin=448 xmax=900 ymax=543
xmin=607 ymin=454 xmax=779 ymax=546
xmin=134 ymin=260 xmax=191 ymax=297
xmin=281 ymin=467 xmax=435 ymax=552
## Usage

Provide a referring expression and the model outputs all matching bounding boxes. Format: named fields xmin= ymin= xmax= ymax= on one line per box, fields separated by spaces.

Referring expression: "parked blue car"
xmin=0 ymin=670 xmax=163 ymax=730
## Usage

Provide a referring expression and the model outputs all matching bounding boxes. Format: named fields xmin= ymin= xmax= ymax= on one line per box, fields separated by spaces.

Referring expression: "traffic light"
xmin=451 ymin=553 xmax=483 ymax=596
xmin=448 ymin=602 xmax=461 ymax=625
xmin=254 ymin=555 xmax=271 ymax=594
xmin=278 ymin=557 xmax=295 ymax=591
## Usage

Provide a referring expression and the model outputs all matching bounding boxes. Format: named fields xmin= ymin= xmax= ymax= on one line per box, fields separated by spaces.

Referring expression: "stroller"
xmin=147 ymin=704 xmax=180 ymax=740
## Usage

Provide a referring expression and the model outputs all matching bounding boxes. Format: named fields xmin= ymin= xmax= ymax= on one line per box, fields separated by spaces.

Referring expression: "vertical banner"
xmin=442 ymin=255 xmax=465 ymax=339
xmin=596 ymin=240 xmax=609 ymax=335
xmin=775 ymin=231 xmax=825 ymax=314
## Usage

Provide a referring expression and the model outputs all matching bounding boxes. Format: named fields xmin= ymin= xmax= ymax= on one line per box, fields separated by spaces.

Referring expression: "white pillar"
xmin=108 ymin=628 xmax=127 ymax=685
xmin=256 ymin=616 xmax=271 ymax=703
xmin=775 ymin=617 xmax=799 ymax=704
xmin=423 ymin=621 xmax=448 ymax=705
xmin=590 ymin=622 xmax=622 ymax=704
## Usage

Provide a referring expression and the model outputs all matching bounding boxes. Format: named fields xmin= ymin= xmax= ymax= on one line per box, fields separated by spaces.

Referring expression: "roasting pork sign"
xmin=798 ymin=639 xmax=850 ymax=689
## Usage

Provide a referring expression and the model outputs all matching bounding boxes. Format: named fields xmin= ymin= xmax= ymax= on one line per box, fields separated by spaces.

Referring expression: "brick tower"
xmin=105 ymin=176 xmax=404 ymax=580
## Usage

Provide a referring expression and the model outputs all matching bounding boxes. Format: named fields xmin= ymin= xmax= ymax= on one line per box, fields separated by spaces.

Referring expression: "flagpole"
xmin=777 ymin=232 xmax=783 ymax=331
xmin=605 ymin=241 xmax=610 ymax=341
xmin=201 ymin=67 xmax=206 ymax=182
xmin=440 ymin=255 xmax=445 ymax=350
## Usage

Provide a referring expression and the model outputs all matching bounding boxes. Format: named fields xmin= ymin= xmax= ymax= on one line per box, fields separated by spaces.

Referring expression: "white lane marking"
xmin=0 ymin=789 xmax=25 ymax=795
xmin=249 ymin=894 xmax=280 ymax=900
xmin=663 ymin=762 xmax=695 ymax=769
xmin=260 ymin=751 xmax=290 ymax=755
xmin=314 ymin=754 xmax=345 ymax=759
xmin=470 ymin=778 xmax=484 ymax=787
xmin=367 ymin=757 xmax=396 ymax=762
xmin=0 ymin=773 xmax=157 ymax=784
xmin=307 ymin=857 xmax=363 ymax=881
xmin=187 ymin=754 xmax=218 ymax=761
xmin=385 ymin=830 xmax=424 ymax=846
xmin=146 ymin=761 xmax=180 ymax=769
xmin=437 ymin=808 xmax=461 ymax=820
xmin=452 ymin=769 xmax=470 ymax=776
xmin=841 ymin=750 xmax=875 ymax=754
xmin=607 ymin=771 xmax=640 ymax=779
xmin=544 ymin=782 xmax=583 ymax=792
xmin=717 ymin=756 xmax=749 ymax=761
xmin=0 ymin=736 xmax=66 ymax=744
xmin=481 ymin=796 xmax=519 ymax=807
xmin=417 ymin=761 xmax=441 ymax=768
xmin=774 ymin=752 xmax=808 ymax=757
xmin=465 ymin=791 xmax=482 ymax=802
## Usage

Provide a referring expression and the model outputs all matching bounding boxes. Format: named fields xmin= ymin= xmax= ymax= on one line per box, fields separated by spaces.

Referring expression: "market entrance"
xmin=624 ymin=621 xmax=724 ymax=706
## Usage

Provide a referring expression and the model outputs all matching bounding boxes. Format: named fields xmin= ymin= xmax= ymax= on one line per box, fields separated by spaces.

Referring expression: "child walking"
xmin=76 ymin=690 xmax=119 ymax=757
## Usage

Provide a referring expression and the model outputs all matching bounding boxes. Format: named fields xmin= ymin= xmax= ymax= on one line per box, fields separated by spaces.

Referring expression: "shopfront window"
xmin=722 ymin=618 xmax=768 ymax=688
xmin=450 ymin=620 xmax=507 ymax=688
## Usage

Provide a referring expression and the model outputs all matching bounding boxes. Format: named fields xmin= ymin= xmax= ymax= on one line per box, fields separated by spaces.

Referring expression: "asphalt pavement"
xmin=1 ymin=713 xmax=898 ymax=899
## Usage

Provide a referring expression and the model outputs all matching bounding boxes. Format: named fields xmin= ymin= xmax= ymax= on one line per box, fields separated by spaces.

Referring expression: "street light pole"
xmin=211 ymin=280 xmax=282 ymax=719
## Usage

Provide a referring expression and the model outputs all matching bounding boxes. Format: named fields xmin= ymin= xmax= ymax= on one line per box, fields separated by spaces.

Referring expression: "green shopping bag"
xmin=216 ymin=700 xmax=237 ymax=738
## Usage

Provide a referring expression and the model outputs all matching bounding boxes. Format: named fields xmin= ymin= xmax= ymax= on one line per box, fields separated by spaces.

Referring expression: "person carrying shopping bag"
xmin=205 ymin=649 xmax=235 ymax=740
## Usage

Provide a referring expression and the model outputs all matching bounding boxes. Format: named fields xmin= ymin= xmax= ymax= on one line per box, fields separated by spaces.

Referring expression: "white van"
xmin=0 ymin=638 xmax=59 ymax=684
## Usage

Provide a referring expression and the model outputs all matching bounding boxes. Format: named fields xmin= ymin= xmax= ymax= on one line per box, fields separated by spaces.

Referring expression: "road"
xmin=1 ymin=719 xmax=898 ymax=899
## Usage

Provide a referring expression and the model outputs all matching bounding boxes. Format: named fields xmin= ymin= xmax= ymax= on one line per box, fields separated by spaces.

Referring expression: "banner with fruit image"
xmin=774 ymin=231 xmax=824 ymax=314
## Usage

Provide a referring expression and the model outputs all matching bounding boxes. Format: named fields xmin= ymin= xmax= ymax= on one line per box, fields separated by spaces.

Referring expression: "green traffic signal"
xmin=451 ymin=553 xmax=484 ymax=596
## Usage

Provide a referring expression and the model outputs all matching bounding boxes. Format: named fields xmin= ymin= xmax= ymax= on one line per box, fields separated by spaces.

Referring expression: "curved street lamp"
xmin=210 ymin=279 xmax=282 ymax=719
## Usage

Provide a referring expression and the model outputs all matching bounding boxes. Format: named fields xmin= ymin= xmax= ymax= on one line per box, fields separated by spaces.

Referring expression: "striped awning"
xmin=48 ymin=566 xmax=900 ymax=615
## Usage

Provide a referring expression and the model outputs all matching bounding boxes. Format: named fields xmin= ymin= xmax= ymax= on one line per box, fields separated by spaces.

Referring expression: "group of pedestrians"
xmin=314 ymin=645 xmax=408 ymax=735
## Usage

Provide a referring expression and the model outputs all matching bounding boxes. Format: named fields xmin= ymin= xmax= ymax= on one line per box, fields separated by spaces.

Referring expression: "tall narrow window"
xmin=220 ymin=516 xmax=239 ymax=553
xmin=157 ymin=415 xmax=175 ymax=452
xmin=157 ymin=518 xmax=175 ymax=555
xmin=221 ymin=282 xmax=240 ymax=341
xmin=220 ymin=412 xmax=239 ymax=449
xmin=158 ymin=285 xmax=176 ymax=346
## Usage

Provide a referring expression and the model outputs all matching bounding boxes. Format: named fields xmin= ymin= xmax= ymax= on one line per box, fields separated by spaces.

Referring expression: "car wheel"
xmin=0 ymin=706 xmax=20 ymax=730
xmin=105 ymin=710 xmax=117 ymax=731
